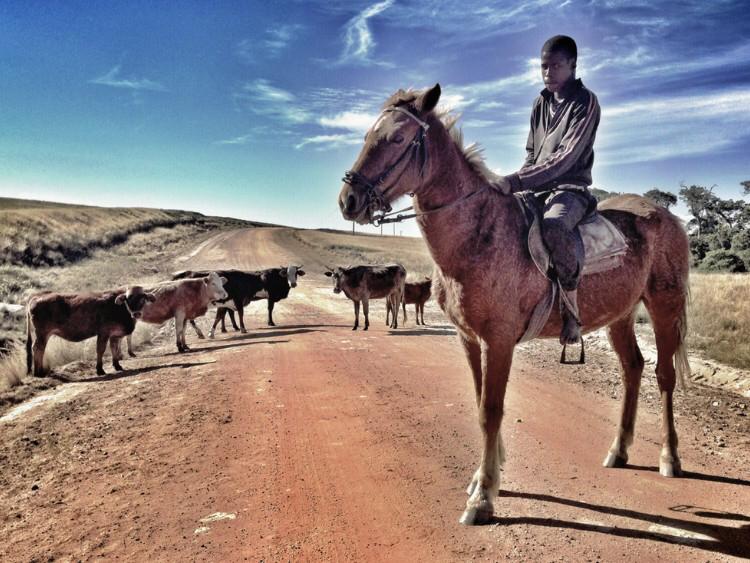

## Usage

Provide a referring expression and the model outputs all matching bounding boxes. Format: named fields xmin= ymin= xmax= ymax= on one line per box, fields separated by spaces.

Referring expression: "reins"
xmin=343 ymin=105 xmax=492 ymax=226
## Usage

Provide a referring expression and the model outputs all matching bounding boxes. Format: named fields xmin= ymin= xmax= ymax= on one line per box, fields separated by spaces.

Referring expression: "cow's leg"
xmin=109 ymin=336 xmax=124 ymax=371
xmin=362 ymin=297 xmax=370 ymax=330
xmin=174 ymin=311 xmax=187 ymax=352
xmin=32 ymin=335 xmax=48 ymax=377
xmin=228 ymin=310 xmax=240 ymax=331
xmin=238 ymin=303 xmax=247 ymax=334
xmin=126 ymin=334 xmax=137 ymax=357
xmin=191 ymin=319 xmax=205 ymax=339
xmin=390 ymin=295 xmax=399 ymax=329
xmin=385 ymin=300 xmax=391 ymax=326
xmin=267 ymin=301 xmax=275 ymax=326
xmin=95 ymin=334 xmax=108 ymax=375
xmin=352 ymin=301 xmax=360 ymax=330
xmin=181 ymin=318 xmax=191 ymax=351
xmin=603 ymin=312 xmax=643 ymax=469
xmin=461 ymin=338 xmax=512 ymax=525
xmin=209 ymin=309 xmax=223 ymax=339
xmin=420 ymin=303 xmax=427 ymax=325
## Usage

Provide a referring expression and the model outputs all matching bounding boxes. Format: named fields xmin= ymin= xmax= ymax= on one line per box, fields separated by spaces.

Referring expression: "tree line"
xmin=591 ymin=181 xmax=750 ymax=272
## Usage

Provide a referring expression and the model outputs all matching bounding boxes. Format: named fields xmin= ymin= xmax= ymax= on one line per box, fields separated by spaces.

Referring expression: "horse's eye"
xmin=392 ymin=134 xmax=404 ymax=144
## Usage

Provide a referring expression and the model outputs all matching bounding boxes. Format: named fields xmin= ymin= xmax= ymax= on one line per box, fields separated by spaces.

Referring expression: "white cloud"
xmin=340 ymin=0 xmax=394 ymax=65
xmin=233 ymin=79 xmax=311 ymax=124
xmin=237 ymin=24 xmax=304 ymax=63
xmin=214 ymin=134 xmax=254 ymax=145
xmin=295 ymin=133 xmax=363 ymax=150
xmin=89 ymin=65 xmax=166 ymax=91
xmin=319 ymin=111 xmax=377 ymax=133
xmin=597 ymin=89 xmax=750 ymax=164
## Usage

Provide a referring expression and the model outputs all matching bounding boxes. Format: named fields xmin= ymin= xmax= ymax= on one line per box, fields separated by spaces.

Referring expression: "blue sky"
xmin=2 ymin=1 xmax=749 ymax=236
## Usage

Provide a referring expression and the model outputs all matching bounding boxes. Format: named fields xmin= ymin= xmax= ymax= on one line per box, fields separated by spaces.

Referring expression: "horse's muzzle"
xmin=338 ymin=186 xmax=370 ymax=224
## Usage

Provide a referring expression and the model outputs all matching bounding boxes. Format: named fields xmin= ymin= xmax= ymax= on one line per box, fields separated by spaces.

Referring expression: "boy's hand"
xmin=491 ymin=176 xmax=512 ymax=195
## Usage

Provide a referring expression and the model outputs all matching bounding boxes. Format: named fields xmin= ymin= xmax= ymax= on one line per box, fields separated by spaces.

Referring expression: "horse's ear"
xmin=417 ymin=83 xmax=441 ymax=113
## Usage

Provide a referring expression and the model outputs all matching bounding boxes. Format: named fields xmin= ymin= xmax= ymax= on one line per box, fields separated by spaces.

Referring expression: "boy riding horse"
xmin=493 ymin=35 xmax=600 ymax=347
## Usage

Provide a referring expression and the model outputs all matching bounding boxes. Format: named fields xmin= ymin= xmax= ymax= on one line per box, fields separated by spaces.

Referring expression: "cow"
xmin=126 ymin=271 xmax=228 ymax=354
xmin=172 ymin=266 xmax=304 ymax=338
xmin=324 ymin=264 xmax=406 ymax=330
xmin=26 ymin=286 xmax=156 ymax=376
xmin=387 ymin=277 xmax=432 ymax=326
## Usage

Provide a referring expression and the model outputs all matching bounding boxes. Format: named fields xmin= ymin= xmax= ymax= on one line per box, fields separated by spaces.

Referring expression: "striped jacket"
xmin=507 ymin=79 xmax=600 ymax=194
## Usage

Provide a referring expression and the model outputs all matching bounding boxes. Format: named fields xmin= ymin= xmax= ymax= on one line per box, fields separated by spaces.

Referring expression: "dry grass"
xmin=688 ymin=273 xmax=750 ymax=369
xmin=297 ymin=230 xmax=435 ymax=279
xmin=0 ymin=198 xmax=259 ymax=394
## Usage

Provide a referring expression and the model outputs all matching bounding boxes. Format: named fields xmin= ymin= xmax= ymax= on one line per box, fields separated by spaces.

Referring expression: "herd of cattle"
xmin=25 ymin=264 xmax=433 ymax=377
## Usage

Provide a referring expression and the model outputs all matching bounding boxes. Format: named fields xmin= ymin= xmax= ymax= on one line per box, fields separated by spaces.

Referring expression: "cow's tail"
xmin=26 ymin=306 xmax=33 ymax=375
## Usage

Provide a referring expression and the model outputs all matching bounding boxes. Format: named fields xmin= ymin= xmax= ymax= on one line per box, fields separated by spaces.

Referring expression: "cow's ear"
xmin=297 ymin=269 xmax=306 ymax=276
xmin=220 ymin=276 xmax=228 ymax=284
xmin=115 ymin=294 xmax=126 ymax=305
xmin=203 ymin=277 xmax=210 ymax=285
xmin=146 ymin=293 xmax=157 ymax=302
xmin=324 ymin=271 xmax=332 ymax=277
xmin=279 ymin=269 xmax=288 ymax=277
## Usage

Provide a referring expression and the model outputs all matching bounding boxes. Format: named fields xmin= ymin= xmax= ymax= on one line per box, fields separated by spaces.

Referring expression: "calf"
xmin=172 ymin=266 xmax=304 ymax=338
xmin=127 ymin=271 xmax=227 ymax=354
xmin=387 ymin=277 xmax=432 ymax=326
xmin=26 ymin=286 xmax=155 ymax=376
xmin=325 ymin=264 xmax=406 ymax=330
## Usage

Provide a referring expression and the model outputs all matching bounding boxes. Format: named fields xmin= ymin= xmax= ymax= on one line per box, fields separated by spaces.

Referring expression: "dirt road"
xmin=2 ymin=228 xmax=748 ymax=562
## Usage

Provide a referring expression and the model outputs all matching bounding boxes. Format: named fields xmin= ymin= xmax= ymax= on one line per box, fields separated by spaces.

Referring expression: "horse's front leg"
xmin=461 ymin=339 xmax=512 ymax=525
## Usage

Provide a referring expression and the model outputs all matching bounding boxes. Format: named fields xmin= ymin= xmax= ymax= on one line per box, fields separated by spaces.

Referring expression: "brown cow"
xmin=324 ymin=264 xmax=406 ymax=330
xmin=388 ymin=277 xmax=432 ymax=326
xmin=26 ymin=286 xmax=155 ymax=376
xmin=128 ymin=271 xmax=227 ymax=353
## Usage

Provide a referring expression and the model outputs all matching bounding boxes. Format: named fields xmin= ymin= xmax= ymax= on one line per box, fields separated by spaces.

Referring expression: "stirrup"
xmin=560 ymin=340 xmax=585 ymax=364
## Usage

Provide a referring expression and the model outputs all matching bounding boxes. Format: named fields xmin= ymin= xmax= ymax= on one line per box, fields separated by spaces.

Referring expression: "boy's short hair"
xmin=542 ymin=35 xmax=577 ymax=62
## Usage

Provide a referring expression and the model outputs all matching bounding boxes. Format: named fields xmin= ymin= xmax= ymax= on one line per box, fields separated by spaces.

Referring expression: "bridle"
xmin=342 ymin=105 xmax=491 ymax=226
xmin=342 ymin=106 xmax=430 ymax=225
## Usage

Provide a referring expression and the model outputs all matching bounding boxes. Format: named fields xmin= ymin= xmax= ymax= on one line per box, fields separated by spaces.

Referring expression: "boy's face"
xmin=540 ymin=50 xmax=575 ymax=93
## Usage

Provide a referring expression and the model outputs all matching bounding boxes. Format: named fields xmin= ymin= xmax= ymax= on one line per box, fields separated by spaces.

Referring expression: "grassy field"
xmin=0 ymin=198 xmax=263 ymax=393
xmin=688 ymin=273 xmax=750 ymax=370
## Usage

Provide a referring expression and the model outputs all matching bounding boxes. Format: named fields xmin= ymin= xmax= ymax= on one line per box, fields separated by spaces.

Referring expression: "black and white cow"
xmin=172 ymin=266 xmax=305 ymax=338
xmin=324 ymin=264 xmax=406 ymax=330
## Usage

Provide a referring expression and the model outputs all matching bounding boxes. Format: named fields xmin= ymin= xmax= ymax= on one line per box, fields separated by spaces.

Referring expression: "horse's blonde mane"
xmin=383 ymin=89 xmax=500 ymax=185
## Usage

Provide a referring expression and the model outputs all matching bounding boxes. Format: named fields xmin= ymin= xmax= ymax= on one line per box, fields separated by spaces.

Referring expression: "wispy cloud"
xmin=597 ymin=89 xmax=750 ymax=165
xmin=89 ymin=65 xmax=166 ymax=91
xmin=236 ymin=24 xmax=304 ymax=63
xmin=233 ymin=79 xmax=311 ymax=123
xmin=319 ymin=110 xmax=377 ymax=132
xmin=295 ymin=133 xmax=363 ymax=150
xmin=339 ymin=0 xmax=394 ymax=66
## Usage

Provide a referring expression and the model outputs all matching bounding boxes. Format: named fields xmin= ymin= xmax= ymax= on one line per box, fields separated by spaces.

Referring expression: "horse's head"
xmin=338 ymin=84 xmax=442 ymax=225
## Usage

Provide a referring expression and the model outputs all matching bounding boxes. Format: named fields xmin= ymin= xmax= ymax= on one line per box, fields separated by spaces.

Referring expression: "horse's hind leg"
xmin=604 ymin=311 xmax=643 ymax=469
xmin=643 ymin=295 xmax=686 ymax=477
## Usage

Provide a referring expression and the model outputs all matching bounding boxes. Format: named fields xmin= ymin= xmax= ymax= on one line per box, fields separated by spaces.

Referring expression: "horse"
xmin=337 ymin=84 xmax=690 ymax=525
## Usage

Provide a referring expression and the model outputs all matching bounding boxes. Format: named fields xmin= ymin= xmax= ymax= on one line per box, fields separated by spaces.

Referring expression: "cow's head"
xmin=115 ymin=286 xmax=157 ymax=319
xmin=280 ymin=265 xmax=305 ymax=288
xmin=323 ymin=267 xmax=344 ymax=294
xmin=205 ymin=271 xmax=229 ymax=303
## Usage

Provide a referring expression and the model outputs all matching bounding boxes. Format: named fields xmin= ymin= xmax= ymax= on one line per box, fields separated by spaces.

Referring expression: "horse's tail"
xmin=674 ymin=284 xmax=691 ymax=390
xmin=26 ymin=306 xmax=33 ymax=375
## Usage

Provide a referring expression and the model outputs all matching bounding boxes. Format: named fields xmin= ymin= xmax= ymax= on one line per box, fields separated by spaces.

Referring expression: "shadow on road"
xmin=625 ymin=465 xmax=750 ymax=487
xmin=387 ymin=327 xmax=457 ymax=337
xmin=492 ymin=490 xmax=750 ymax=558
xmin=74 ymin=361 xmax=217 ymax=382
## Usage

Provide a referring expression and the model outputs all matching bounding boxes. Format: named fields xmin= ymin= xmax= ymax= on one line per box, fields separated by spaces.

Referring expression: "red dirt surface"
xmin=2 ymin=228 xmax=748 ymax=562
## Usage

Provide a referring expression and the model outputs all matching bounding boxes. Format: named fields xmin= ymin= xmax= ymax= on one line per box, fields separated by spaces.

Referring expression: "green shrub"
xmin=698 ymin=249 xmax=746 ymax=273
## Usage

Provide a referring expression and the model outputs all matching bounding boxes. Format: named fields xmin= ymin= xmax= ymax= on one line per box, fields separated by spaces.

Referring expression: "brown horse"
xmin=338 ymin=84 xmax=690 ymax=525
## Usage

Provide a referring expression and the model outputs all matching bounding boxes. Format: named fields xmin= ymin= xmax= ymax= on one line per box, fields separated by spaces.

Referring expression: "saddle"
xmin=515 ymin=191 xmax=629 ymax=354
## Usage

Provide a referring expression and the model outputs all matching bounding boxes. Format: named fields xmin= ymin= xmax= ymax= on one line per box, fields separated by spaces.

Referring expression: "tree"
xmin=644 ymin=188 xmax=677 ymax=209
xmin=741 ymin=180 xmax=750 ymax=195
xmin=698 ymin=249 xmax=746 ymax=273
xmin=679 ymin=184 xmax=720 ymax=236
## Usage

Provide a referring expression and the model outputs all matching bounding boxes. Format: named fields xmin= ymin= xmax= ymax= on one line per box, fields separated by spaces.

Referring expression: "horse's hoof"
xmin=659 ymin=458 xmax=682 ymax=477
xmin=459 ymin=506 xmax=493 ymax=526
xmin=113 ymin=363 xmax=124 ymax=372
xmin=603 ymin=451 xmax=628 ymax=468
